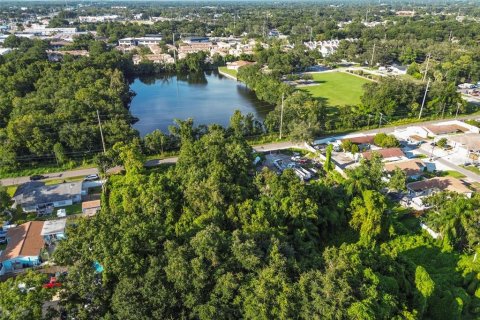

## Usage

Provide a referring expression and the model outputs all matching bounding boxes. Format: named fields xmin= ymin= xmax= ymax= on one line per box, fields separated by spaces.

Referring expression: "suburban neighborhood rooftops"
xmin=82 ymin=200 xmax=101 ymax=210
xmin=0 ymin=221 xmax=44 ymax=263
xmin=228 ymin=60 xmax=254 ymax=67
xmin=425 ymin=124 xmax=469 ymax=135
xmin=40 ymin=219 xmax=67 ymax=237
xmin=341 ymin=135 xmax=375 ymax=145
xmin=384 ymin=159 xmax=425 ymax=176
xmin=407 ymin=177 xmax=471 ymax=194
xmin=448 ymin=133 xmax=480 ymax=151
xmin=13 ymin=181 xmax=82 ymax=208
xmin=409 ymin=135 xmax=427 ymax=142
xmin=362 ymin=148 xmax=405 ymax=160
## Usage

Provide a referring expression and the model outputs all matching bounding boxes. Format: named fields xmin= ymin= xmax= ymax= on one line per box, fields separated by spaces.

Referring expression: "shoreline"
xmin=218 ymin=69 xmax=238 ymax=81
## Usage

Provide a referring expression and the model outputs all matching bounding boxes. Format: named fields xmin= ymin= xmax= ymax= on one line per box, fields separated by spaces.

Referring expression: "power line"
xmin=279 ymin=92 xmax=284 ymax=139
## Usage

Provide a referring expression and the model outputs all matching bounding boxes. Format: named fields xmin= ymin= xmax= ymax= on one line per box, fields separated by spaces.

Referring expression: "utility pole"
xmin=370 ymin=43 xmax=376 ymax=67
xmin=367 ymin=114 xmax=372 ymax=129
xmin=418 ymin=78 xmax=431 ymax=120
xmin=96 ymin=110 xmax=106 ymax=154
xmin=279 ymin=93 xmax=285 ymax=140
xmin=379 ymin=113 xmax=383 ymax=127
xmin=423 ymin=53 xmax=431 ymax=82
xmin=173 ymin=33 xmax=176 ymax=62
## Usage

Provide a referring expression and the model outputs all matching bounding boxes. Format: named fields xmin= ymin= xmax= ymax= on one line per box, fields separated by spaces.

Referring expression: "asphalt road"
xmin=2 ymin=115 xmax=480 ymax=187
xmin=416 ymin=145 xmax=480 ymax=183
xmin=0 ymin=167 xmax=99 ymax=187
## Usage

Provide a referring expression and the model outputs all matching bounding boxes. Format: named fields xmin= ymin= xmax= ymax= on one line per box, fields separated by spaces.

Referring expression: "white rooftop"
xmin=40 ymin=219 xmax=66 ymax=236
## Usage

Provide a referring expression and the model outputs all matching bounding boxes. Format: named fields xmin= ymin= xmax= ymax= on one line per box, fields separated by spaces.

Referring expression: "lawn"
xmin=301 ymin=71 xmax=371 ymax=106
xmin=218 ymin=66 xmax=238 ymax=79
xmin=461 ymin=165 xmax=480 ymax=176
xmin=44 ymin=176 xmax=85 ymax=186
xmin=444 ymin=170 xmax=467 ymax=179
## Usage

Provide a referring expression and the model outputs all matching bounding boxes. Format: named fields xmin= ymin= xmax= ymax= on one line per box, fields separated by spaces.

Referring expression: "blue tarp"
xmin=93 ymin=261 xmax=104 ymax=273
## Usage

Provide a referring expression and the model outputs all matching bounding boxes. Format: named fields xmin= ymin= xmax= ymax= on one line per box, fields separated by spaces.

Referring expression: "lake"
xmin=129 ymin=71 xmax=272 ymax=136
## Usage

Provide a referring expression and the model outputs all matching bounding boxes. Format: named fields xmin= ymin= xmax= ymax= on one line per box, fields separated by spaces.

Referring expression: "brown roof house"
xmin=82 ymin=200 xmax=101 ymax=216
xmin=384 ymin=159 xmax=426 ymax=179
xmin=0 ymin=221 xmax=45 ymax=275
xmin=341 ymin=135 xmax=375 ymax=151
xmin=407 ymin=177 xmax=473 ymax=198
xmin=424 ymin=124 xmax=469 ymax=136
xmin=362 ymin=148 xmax=406 ymax=162
xmin=226 ymin=60 xmax=255 ymax=71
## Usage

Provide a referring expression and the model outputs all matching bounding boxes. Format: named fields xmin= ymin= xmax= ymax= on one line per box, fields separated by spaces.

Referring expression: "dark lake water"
xmin=129 ymin=71 xmax=273 ymax=136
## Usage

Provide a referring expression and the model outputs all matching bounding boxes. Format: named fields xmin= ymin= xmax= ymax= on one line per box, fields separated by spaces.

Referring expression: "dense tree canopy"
xmin=0 ymin=36 xmax=137 ymax=173
xmin=50 ymin=128 xmax=446 ymax=319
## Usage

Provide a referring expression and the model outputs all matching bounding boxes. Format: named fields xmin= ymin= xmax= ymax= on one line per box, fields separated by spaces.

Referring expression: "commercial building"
xmin=118 ymin=35 xmax=163 ymax=46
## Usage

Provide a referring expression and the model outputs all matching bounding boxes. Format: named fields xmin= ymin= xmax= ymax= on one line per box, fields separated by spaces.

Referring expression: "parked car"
xmin=42 ymin=277 xmax=62 ymax=289
xmin=29 ymin=174 xmax=46 ymax=181
xmin=84 ymin=174 xmax=99 ymax=181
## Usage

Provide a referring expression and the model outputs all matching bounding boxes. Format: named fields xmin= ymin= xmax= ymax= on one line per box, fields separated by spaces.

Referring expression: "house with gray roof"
xmin=13 ymin=182 xmax=82 ymax=213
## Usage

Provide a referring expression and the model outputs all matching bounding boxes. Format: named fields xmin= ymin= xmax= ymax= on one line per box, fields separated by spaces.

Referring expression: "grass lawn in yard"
xmin=301 ymin=71 xmax=371 ymax=107
xmin=64 ymin=203 xmax=83 ymax=215
xmin=443 ymin=170 xmax=467 ymax=179
xmin=44 ymin=176 xmax=85 ymax=186
xmin=218 ymin=66 xmax=238 ymax=79
xmin=461 ymin=165 xmax=480 ymax=176
xmin=6 ymin=185 xmax=17 ymax=197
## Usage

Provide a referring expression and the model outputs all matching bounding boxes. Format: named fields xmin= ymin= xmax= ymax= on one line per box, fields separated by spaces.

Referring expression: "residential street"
xmin=2 ymin=115 xmax=480 ymax=187
xmin=416 ymin=145 xmax=480 ymax=183
xmin=0 ymin=167 xmax=99 ymax=187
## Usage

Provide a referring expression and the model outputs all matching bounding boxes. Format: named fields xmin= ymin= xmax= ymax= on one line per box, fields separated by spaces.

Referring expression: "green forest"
xmin=1 ymin=2 xmax=480 ymax=318
xmin=19 ymin=127 xmax=476 ymax=319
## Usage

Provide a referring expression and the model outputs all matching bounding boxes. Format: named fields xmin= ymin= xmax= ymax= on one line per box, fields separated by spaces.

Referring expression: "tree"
xmin=325 ymin=144 xmax=333 ymax=172
xmin=388 ymin=167 xmax=407 ymax=192
xmin=341 ymin=139 xmax=353 ymax=153
xmin=0 ymin=184 xmax=10 ymax=212
xmin=373 ymin=133 xmax=400 ymax=148
xmin=0 ymin=271 xmax=53 ymax=320
xmin=53 ymin=142 xmax=68 ymax=165
xmin=350 ymin=190 xmax=389 ymax=245
xmin=415 ymin=265 xmax=435 ymax=316
xmin=351 ymin=144 xmax=360 ymax=155
xmin=345 ymin=153 xmax=385 ymax=196
xmin=113 ymin=139 xmax=145 ymax=175
xmin=143 ymin=129 xmax=168 ymax=154
xmin=436 ymin=137 xmax=448 ymax=149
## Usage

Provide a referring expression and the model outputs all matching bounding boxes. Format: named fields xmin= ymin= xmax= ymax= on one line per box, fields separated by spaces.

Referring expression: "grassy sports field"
xmin=301 ymin=71 xmax=371 ymax=106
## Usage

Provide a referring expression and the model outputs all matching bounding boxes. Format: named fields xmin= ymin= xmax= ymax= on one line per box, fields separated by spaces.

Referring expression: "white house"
xmin=13 ymin=182 xmax=83 ymax=213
